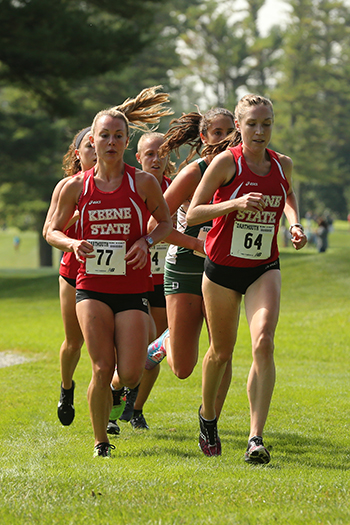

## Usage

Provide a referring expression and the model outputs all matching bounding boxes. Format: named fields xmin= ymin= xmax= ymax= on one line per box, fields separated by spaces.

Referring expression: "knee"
xmin=170 ymin=352 xmax=197 ymax=379
xmin=172 ymin=364 xmax=194 ymax=380
xmin=63 ymin=339 xmax=83 ymax=355
xmin=118 ymin=369 xmax=143 ymax=389
xmin=253 ymin=333 xmax=274 ymax=361
xmin=213 ymin=351 xmax=232 ymax=368
xmin=92 ymin=362 xmax=114 ymax=387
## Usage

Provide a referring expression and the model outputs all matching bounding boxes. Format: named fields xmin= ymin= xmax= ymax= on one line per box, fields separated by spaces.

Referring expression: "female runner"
xmin=43 ymin=127 xmax=96 ymax=426
xmin=47 ymin=87 xmax=173 ymax=457
xmin=187 ymin=94 xmax=307 ymax=461
xmin=145 ymin=108 xmax=235 ymax=419
xmin=109 ymin=132 xmax=175 ymax=432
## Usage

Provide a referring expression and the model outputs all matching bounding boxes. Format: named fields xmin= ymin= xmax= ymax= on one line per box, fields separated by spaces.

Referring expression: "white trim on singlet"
xmin=127 ymin=170 xmax=136 ymax=193
xmin=273 ymin=157 xmax=286 ymax=180
xmin=129 ymin=197 xmax=143 ymax=235
xmin=237 ymin=156 xmax=243 ymax=176
xmin=280 ymin=183 xmax=287 ymax=202
xmin=83 ymin=173 xmax=91 ymax=196
xmin=229 ymin=182 xmax=244 ymax=201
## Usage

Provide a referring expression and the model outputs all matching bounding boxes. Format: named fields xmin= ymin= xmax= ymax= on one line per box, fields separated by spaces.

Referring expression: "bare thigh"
xmin=150 ymin=306 xmax=168 ymax=338
xmin=59 ymin=276 xmax=83 ymax=347
xmin=76 ymin=298 xmax=115 ymax=383
xmin=244 ymin=269 xmax=281 ymax=351
xmin=202 ymin=274 xmax=241 ymax=359
xmin=166 ymin=292 xmax=204 ymax=376
xmin=114 ymin=309 xmax=149 ymax=388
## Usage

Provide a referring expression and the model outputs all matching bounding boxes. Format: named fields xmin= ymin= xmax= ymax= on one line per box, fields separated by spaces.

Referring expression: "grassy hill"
xmin=0 ymin=222 xmax=349 ymax=524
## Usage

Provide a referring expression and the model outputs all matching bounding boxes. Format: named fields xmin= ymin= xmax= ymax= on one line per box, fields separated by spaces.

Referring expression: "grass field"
xmin=0 ymin=224 xmax=349 ymax=524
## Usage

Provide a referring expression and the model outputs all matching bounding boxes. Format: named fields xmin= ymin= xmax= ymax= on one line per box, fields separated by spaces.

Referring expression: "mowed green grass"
xmin=0 ymin=223 xmax=349 ymax=524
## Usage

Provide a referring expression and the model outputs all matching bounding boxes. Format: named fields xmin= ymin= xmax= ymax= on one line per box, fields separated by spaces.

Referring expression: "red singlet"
xmin=76 ymin=164 xmax=153 ymax=294
xmin=205 ymin=144 xmax=289 ymax=268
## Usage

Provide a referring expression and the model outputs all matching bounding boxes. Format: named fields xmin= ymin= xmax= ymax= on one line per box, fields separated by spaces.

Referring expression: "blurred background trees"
xmin=1 ymin=0 xmax=349 ymax=265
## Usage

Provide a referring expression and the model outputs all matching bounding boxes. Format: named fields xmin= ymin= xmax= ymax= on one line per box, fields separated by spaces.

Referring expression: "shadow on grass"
xmin=260 ymin=430 xmax=350 ymax=471
xmin=0 ymin=271 xmax=58 ymax=300
xmin=131 ymin=428 xmax=350 ymax=470
xmin=121 ymin=446 xmax=199 ymax=459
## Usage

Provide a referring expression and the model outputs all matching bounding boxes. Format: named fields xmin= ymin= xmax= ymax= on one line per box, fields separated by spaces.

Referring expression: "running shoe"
xmin=57 ymin=380 xmax=75 ymax=426
xmin=93 ymin=442 xmax=116 ymax=458
xmin=130 ymin=412 xmax=149 ymax=430
xmin=198 ymin=406 xmax=221 ymax=457
xmin=119 ymin=385 xmax=139 ymax=422
xmin=107 ymin=419 xmax=121 ymax=435
xmin=109 ymin=387 xmax=126 ymax=421
xmin=244 ymin=436 xmax=271 ymax=464
xmin=145 ymin=328 xmax=169 ymax=370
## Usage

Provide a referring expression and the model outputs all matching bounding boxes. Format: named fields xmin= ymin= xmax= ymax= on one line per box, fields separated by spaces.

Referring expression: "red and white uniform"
xmin=59 ymin=173 xmax=81 ymax=281
xmin=76 ymin=164 xmax=153 ymax=294
xmin=205 ymin=144 xmax=289 ymax=268
xmin=151 ymin=175 xmax=172 ymax=286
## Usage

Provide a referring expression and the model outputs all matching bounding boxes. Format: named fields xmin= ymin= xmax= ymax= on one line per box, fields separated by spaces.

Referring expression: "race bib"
xmin=194 ymin=225 xmax=211 ymax=258
xmin=149 ymin=243 xmax=168 ymax=274
xmin=85 ymin=240 xmax=126 ymax=275
xmin=230 ymin=222 xmax=274 ymax=260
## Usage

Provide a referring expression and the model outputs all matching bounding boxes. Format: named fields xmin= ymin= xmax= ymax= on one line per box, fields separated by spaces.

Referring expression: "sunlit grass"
xmin=0 ymin=224 xmax=350 ymax=523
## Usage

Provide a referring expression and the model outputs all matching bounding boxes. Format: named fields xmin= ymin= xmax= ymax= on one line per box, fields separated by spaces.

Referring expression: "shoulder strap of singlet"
xmin=81 ymin=167 xmax=95 ymax=198
xmin=124 ymin=163 xmax=137 ymax=194
xmin=196 ymin=158 xmax=208 ymax=176
xmin=220 ymin=147 xmax=238 ymax=187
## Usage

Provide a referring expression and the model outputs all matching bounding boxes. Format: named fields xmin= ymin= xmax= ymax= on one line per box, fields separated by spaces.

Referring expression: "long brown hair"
xmin=62 ymin=127 xmax=91 ymax=178
xmin=158 ymin=107 xmax=234 ymax=170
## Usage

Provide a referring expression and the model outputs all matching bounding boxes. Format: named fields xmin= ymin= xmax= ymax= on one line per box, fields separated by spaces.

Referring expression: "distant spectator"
xmin=304 ymin=211 xmax=316 ymax=246
xmin=316 ymin=218 xmax=328 ymax=253
xmin=324 ymin=212 xmax=334 ymax=233
xmin=13 ymin=236 xmax=20 ymax=250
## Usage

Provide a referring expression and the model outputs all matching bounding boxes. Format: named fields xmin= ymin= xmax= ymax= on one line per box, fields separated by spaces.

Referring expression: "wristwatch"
xmin=144 ymin=235 xmax=154 ymax=248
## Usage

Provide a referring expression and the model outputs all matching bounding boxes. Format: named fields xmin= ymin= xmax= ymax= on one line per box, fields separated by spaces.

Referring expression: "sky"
xmin=257 ymin=0 xmax=292 ymax=35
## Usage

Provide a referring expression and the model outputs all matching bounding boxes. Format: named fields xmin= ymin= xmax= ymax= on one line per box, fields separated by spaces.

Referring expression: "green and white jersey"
xmin=165 ymin=158 xmax=212 ymax=273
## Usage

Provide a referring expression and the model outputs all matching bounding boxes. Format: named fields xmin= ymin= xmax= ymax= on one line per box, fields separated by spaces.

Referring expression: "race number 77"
xmin=96 ymin=249 xmax=113 ymax=266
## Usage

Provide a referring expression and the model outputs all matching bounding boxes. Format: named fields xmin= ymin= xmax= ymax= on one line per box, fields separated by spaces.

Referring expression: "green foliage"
xmin=0 ymin=0 xmax=164 ymax=115
xmin=2 ymin=0 xmax=350 ymax=255
xmin=0 ymin=223 xmax=350 ymax=523
xmin=272 ymin=0 xmax=350 ymax=217
xmin=0 ymin=0 xmax=201 ymax=245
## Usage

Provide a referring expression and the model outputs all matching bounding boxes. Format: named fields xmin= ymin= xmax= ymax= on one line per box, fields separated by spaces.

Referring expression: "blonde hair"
xmin=202 ymin=94 xmax=274 ymax=157
xmin=137 ymin=132 xmax=176 ymax=177
xmin=91 ymin=85 xmax=173 ymax=137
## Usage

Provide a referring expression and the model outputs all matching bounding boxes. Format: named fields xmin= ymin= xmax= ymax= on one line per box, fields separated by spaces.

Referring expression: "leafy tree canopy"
xmin=0 ymin=0 xmax=163 ymax=115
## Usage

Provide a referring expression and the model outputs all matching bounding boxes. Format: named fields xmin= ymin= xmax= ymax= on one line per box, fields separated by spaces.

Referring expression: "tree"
xmin=271 ymin=0 xmax=350 ymax=218
xmin=0 ymin=0 xmax=200 ymax=265
xmin=168 ymin=0 xmax=283 ymax=111
xmin=0 ymin=0 xmax=163 ymax=116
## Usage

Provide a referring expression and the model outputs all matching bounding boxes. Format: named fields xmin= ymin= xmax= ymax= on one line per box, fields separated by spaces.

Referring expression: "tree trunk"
xmin=37 ymin=211 xmax=53 ymax=267
xmin=39 ymin=232 xmax=53 ymax=267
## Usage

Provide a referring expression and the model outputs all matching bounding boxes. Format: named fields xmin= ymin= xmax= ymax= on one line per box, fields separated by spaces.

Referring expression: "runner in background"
xmin=43 ymin=127 xmax=96 ymax=426
xmin=145 ymin=108 xmax=235 ymax=420
xmin=108 ymin=132 xmax=176 ymax=432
